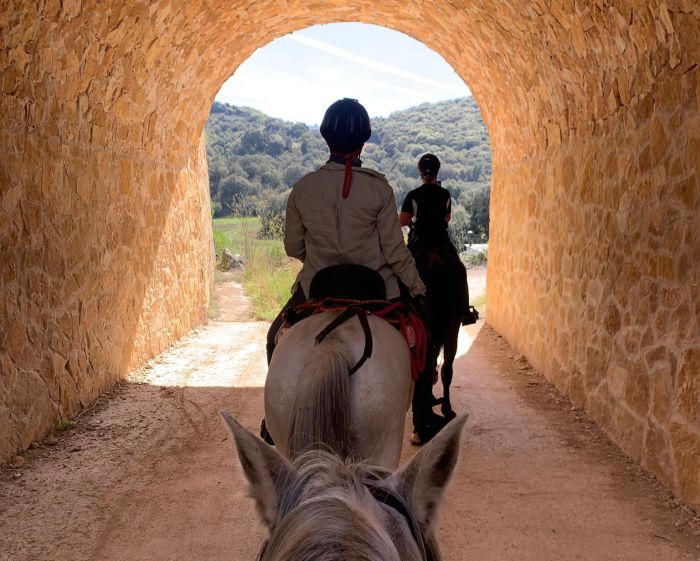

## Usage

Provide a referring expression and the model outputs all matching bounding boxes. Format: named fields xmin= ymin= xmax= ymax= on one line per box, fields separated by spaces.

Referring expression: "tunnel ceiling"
xmin=3 ymin=1 xmax=696 ymax=164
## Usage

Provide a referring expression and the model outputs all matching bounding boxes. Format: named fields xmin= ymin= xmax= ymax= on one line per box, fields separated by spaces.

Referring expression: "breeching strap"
xmin=315 ymin=307 xmax=373 ymax=375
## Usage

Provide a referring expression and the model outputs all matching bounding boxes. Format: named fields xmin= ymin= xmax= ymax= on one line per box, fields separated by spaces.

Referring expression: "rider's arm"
xmin=284 ymin=189 xmax=306 ymax=261
xmin=399 ymin=191 xmax=414 ymax=228
xmin=377 ymin=189 xmax=426 ymax=297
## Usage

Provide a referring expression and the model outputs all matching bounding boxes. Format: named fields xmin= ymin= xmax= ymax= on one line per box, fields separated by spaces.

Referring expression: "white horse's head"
xmin=222 ymin=412 xmax=467 ymax=561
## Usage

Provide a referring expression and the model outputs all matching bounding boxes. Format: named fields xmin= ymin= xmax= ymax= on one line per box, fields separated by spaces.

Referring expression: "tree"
xmin=205 ymin=98 xmax=493 ymax=240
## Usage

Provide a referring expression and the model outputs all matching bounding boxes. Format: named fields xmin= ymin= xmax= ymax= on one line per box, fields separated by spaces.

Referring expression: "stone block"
xmin=669 ymin=422 xmax=700 ymax=508
xmin=643 ymin=419 xmax=674 ymax=485
xmin=677 ymin=347 xmax=700 ymax=423
xmin=625 ymin=360 xmax=651 ymax=417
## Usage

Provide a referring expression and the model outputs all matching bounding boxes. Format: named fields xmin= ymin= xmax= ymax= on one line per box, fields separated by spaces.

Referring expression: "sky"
xmin=215 ymin=23 xmax=470 ymax=125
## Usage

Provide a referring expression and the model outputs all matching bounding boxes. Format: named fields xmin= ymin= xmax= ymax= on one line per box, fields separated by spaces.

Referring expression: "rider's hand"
xmin=413 ymin=294 xmax=433 ymax=326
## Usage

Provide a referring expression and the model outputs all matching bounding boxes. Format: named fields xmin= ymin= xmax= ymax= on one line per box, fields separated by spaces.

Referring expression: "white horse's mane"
xmin=260 ymin=452 xmax=406 ymax=561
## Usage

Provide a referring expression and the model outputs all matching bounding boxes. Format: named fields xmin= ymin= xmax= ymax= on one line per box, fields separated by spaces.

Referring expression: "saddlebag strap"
xmin=315 ymin=307 xmax=373 ymax=376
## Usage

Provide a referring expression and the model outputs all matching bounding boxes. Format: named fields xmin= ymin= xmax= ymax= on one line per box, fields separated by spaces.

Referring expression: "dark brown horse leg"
xmin=440 ymin=321 xmax=460 ymax=420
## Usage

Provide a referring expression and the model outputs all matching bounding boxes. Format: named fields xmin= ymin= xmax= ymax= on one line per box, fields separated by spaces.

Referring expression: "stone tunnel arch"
xmin=1 ymin=2 xmax=698 ymax=507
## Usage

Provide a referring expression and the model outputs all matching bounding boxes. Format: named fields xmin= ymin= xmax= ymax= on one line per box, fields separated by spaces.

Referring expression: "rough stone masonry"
xmin=0 ymin=1 xmax=698 ymax=508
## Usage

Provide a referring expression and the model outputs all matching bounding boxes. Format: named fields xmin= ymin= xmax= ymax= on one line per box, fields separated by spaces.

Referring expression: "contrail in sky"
xmin=288 ymin=33 xmax=466 ymax=97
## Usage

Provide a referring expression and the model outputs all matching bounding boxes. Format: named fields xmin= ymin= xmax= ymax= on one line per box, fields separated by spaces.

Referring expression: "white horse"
xmin=264 ymin=310 xmax=413 ymax=468
xmin=222 ymin=411 xmax=467 ymax=561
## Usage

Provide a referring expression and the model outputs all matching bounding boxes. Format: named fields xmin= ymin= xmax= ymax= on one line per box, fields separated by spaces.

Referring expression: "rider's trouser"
xmin=266 ymin=287 xmax=307 ymax=364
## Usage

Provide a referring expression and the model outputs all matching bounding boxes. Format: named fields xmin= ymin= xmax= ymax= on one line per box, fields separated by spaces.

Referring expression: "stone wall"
xmin=0 ymin=1 xmax=698 ymax=507
xmin=0 ymin=0 xmax=214 ymax=457
xmin=487 ymin=9 xmax=699 ymax=508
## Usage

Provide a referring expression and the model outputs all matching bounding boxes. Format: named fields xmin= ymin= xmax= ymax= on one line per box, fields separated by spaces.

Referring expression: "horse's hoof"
xmin=412 ymin=413 xmax=448 ymax=445
xmin=442 ymin=408 xmax=457 ymax=421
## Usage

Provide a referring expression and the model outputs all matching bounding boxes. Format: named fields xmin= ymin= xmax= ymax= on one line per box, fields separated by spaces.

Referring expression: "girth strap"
xmin=315 ymin=307 xmax=373 ymax=375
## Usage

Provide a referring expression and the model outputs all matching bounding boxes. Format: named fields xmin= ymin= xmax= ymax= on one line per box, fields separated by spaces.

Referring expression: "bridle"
xmin=364 ymin=480 xmax=429 ymax=561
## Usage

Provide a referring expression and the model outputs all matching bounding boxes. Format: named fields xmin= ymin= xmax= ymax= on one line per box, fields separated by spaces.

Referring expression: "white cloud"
xmin=288 ymin=33 xmax=466 ymax=97
xmin=214 ymin=24 xmax=471 ymax=124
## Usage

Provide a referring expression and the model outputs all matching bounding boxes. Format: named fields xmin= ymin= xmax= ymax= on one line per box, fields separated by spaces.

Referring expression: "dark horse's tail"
xmin=414 ymin=247 xmax=467 ymax=348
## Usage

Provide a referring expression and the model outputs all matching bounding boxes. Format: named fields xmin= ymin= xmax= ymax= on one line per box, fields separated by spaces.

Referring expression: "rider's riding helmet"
xmin=418 ymin=153 xmax=441 ymax=179
xmin=320 ymin=98 xmax=371 ymax=153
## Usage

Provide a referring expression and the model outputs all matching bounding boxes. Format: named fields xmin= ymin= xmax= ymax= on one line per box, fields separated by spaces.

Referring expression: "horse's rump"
xmin=265 ymin=310 xmax=413 ymax=468
xmin=414 ymin=246 xmax=467 ymax=339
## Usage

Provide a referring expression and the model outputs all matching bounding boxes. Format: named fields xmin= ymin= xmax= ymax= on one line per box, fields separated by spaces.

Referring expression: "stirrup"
xmin=461 ymin=305 xmax=479 ymax=326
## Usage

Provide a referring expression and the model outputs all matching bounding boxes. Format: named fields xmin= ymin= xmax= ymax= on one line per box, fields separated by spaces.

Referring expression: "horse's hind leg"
xmin=440 ymin=323 xmax=460 ymax=420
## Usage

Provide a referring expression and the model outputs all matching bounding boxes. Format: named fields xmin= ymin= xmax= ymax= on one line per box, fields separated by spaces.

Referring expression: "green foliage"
xmin=243 ymin=246 xmax=300 ymax=321
xmin=57 ymin=419 xmax=76 ymax=430
xmin=462 ymin=248 xmax=488 ymax=267
xmin=205 ymin=98 xmax=492 ymax=240
xmin=213 ymin=217 xmax=300 ymax=320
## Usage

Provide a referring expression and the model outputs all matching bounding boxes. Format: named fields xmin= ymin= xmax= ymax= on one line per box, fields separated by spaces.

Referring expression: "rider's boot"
xmin=411 ymin=357 xmax=447 ymax=446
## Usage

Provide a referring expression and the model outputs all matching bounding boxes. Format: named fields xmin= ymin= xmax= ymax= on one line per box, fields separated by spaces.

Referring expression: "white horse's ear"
xmin=388 ymin=414 xmax=468 ymax=527
xmin=221 ymin=411 xmax=297 ymax=529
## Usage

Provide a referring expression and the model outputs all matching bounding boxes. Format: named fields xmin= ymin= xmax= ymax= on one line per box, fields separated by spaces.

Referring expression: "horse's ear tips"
xmin=447 ymin=413 xmax=469 ymax=436
xmin=220 ymin=410 xmax=238 ymax=430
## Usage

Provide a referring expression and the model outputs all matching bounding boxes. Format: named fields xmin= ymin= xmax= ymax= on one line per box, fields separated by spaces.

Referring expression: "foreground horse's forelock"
xmin=221 ymin=412 xmax=468 ymax=561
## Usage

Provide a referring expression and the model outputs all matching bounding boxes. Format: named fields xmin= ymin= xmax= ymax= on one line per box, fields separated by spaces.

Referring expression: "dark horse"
xmin=412 ymin=245 xmax=467 ymax=421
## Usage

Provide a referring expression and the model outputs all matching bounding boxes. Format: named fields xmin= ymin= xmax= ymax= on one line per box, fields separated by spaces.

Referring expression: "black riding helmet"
xmin=320 ymin=98 xmax=371 ymax=153
xmin=418 ymin=153 xmax=441 ymax=179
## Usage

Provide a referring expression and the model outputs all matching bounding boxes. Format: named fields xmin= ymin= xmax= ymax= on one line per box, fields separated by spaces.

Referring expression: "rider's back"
xmin=285 ymin=162 xmax=419 ymax=300
xmin=403 ymin=182 xmax=452 ymax=246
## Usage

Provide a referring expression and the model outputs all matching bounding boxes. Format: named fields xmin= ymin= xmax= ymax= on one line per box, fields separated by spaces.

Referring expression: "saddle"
xmin=278 ymin=265 xmax=428 ymax=380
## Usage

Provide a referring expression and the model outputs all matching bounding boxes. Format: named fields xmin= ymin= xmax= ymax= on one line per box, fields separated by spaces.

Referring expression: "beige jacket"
xmin=285 ymin=162 xmax=426 ymax=300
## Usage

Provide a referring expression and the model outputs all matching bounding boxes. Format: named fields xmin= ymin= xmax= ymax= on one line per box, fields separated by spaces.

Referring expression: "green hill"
xmin=205 ymin=97 xmax=491 ymax=242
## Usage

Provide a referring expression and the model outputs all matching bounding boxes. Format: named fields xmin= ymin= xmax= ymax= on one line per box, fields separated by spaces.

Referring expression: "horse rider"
xmin=400 ymin=153 xmax=477 ymax=326
xmin=265 ymin=98 xmax=446 ymax=444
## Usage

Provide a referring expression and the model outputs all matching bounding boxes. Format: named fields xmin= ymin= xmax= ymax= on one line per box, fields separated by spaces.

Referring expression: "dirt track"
xmin=1 ymin=271 xmax=699 ymax=561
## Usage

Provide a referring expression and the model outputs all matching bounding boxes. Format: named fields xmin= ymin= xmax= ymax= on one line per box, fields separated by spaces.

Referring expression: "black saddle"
xmin=309 ymin=264 xmax=386 ymax=300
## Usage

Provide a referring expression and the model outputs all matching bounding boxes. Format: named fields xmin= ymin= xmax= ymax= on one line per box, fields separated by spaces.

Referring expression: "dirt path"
xmin=1 ymin=273 xmax=698 ymax=561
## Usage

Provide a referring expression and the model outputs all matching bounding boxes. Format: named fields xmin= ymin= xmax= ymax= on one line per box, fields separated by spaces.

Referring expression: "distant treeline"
xmin=205 ymin=97 xmax=491 ymax=244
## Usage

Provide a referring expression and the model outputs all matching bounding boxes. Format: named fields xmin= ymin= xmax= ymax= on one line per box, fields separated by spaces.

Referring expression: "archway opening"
xmin=205 ymin=22 xmax=490 ymax=325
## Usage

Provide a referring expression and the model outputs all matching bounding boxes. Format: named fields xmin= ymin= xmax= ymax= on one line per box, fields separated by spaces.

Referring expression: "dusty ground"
xmin=1 ymin=270 xmax=699 ymax=561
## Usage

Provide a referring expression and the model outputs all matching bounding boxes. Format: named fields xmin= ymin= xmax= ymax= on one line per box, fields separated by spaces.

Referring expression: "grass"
xmin=212 ymin=216 xmax=486 ymax=321
xmin=471 ymin=293 xmax=487 ymax=310
xmin=212 ymin=217 xmax=300 ymax=321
